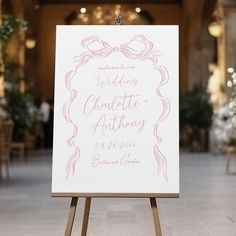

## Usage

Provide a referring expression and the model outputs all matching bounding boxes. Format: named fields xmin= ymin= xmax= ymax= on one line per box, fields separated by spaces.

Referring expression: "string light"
xmin=80 ymin=7 xmax=87 ymax=14
xmin=71 ymin=5 xmax=148 ymax=25
xmin=82 ymin=16 xmax=88 ymax=23
xmin=227 ymin=67 xmax=234 ymax=73
xmin=135 ymin=7 xmax=141 ymax=13
xmin=129 ymin=13 xmax=137 ymax=21
xmin=98 ymin=19 xmax=104 ymax=24
xmin=115 ymin=4 xmax=121 ymax=15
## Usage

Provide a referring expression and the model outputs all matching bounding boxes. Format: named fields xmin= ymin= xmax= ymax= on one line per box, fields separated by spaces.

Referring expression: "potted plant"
xmin=180 ymin=86 xmax=213 ymax=151
xmin=0 ymin=81 xmax=37 ymax=142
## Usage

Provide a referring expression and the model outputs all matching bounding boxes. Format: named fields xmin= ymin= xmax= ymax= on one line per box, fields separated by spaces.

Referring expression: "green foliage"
xmin=1 ymin=83 xmax=37 ymax=141
xmin=0 ymin=15 xmax=26 ymax=44
xmin=180 ymin=87 xmax=213 ymax=128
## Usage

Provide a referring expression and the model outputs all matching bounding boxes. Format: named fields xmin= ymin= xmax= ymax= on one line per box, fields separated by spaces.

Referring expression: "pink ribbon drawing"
xmin=63 ymin=34 xmax=170 ymax=180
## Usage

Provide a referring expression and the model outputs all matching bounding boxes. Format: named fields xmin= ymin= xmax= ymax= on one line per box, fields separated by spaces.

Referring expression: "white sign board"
xmin=52 ymin=26 xmax=179 ymax=196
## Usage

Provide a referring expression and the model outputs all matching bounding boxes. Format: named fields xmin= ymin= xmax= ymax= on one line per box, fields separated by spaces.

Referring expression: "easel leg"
xmin=0 ymin=161 xmax=2 ymax=179
xmin=64 ymin=197 xmax=78 ymax=236
xmin=150 ymin=198 xmax=162 ymax=236
xmin=81 ymin=197 xmax=91 ymax=236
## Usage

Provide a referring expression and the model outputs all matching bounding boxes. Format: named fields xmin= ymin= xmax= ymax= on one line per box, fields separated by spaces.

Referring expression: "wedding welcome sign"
xmin=52 ymin=26 xmax=179 ymax=196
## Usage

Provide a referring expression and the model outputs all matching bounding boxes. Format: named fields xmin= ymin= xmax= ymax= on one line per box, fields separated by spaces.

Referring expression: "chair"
xmin=10 ymin=142 xmax=25 ymax=162
xmin=0 ymin=120 xmax=14 ymax=179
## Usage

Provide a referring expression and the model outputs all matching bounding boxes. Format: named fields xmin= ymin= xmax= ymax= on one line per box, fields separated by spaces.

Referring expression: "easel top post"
xmin=114 ymin=15 xmax=123 ymax=25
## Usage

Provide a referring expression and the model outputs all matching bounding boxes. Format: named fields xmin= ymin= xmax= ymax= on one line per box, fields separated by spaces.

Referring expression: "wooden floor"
xmin=0 ymin=150 xmax=236 ymax=236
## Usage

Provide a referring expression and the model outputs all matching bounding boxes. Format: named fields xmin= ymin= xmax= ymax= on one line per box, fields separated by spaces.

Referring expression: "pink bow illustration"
xmin=73 ymin=35 xmax=160 ymax=66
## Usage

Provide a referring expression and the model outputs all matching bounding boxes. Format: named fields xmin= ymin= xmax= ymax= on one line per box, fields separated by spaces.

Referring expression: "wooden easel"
xmin=64 ymin=196 xmax=163 ymax=236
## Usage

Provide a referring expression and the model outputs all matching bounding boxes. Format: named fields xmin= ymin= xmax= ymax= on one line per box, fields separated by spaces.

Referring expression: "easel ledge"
xmin=52 ymin=192 xmax=178 ymax=236
xmin=51 ymin=192 xmax=179 ymax=198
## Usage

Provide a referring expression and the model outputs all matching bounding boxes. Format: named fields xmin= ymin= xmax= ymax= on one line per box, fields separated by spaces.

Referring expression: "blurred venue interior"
xmin=1 ymin=1 xmax=236 ymax=236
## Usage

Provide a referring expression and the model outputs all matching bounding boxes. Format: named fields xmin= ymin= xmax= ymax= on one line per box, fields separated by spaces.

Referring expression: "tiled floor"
xmin=0 ymin=150 xmax=236 ymax=236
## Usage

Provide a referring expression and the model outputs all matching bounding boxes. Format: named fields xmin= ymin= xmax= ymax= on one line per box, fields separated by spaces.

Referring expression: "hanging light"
xmin=25 ymin=38 xmax=36 ymax=49
xmin=135 ymin=7 xmax=141 ymax=13
xmin=80 ymin=7 xmax=87 ymax=14
xmin=208 ymin=20 xmax=222 ymax=37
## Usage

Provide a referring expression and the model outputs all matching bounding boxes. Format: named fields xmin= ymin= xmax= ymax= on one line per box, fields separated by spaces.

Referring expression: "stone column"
xmin=10 ymin=0 xmax=25 ymax=93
